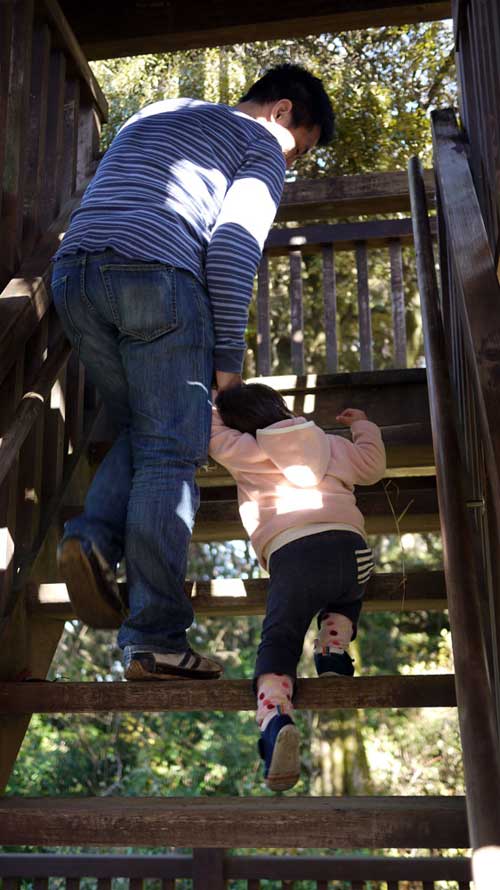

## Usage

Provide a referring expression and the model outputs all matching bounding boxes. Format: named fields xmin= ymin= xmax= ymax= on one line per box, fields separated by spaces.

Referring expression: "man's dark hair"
xmin=215 ymin=383 xmax=294 ymax=437
xmin=240 ymin=63 xmax=335 ymax=146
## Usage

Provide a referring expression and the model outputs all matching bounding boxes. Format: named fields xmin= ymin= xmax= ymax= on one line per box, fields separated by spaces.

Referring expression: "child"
xmin=209 ymin=382 xmax=386 ymax=792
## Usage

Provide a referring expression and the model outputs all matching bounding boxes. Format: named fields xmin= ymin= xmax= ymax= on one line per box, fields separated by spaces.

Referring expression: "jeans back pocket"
xmin=100 ymin=264 xmax=177 ymax=341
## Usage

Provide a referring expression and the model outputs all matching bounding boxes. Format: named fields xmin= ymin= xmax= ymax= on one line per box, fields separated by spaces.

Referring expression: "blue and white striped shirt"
xmin=56 ymin=99 xmax=286 ymax=372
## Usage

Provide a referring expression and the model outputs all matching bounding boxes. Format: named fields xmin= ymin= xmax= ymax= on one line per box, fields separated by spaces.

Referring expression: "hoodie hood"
xmin=256 ymin=417 xmax=330 ymax=487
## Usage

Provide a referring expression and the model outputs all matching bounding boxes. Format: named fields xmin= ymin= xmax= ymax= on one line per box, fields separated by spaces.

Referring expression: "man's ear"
xmin=270 ymin=98 xmax=293 ymax=125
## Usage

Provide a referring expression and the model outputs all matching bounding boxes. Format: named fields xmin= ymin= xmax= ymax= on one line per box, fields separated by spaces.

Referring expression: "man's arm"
xmin=206 ymin=134 xmax=286 ymax=375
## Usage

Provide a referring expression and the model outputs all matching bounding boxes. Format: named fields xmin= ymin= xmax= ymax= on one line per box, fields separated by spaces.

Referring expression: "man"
xmin=51 ymin=63 xmax=335 ymax=681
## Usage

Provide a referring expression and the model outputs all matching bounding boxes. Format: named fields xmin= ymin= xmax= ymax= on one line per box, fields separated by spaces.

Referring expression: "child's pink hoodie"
xmin=209 ymin=408 xmax=386 ymax=568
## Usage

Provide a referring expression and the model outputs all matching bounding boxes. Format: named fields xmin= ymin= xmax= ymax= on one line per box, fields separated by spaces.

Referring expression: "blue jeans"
xmin=51 ymin=249 xmax=214 ymax=653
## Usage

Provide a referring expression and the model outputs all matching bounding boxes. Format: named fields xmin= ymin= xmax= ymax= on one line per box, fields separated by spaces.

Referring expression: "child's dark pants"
xmin=254 ymin=530 xmax=372 ymax=680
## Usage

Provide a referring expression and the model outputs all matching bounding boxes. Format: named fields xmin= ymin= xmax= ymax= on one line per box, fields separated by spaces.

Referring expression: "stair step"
xmin=61 ymin=477 xmax=441 ymax=542
xmin=90 ymin=422 xmax=435 ymax=484
xmin=29 ymin=571 xmax=447 ymax=622
xmin=0 ymin=675 xmax=456 ymax=714
xmin=0 ymin=796 xmax=468 ymax=848
xmin=88 ymin=370 xmax=434 ymax=480
xmin=192 ymin=476 xmax=441 ymax=540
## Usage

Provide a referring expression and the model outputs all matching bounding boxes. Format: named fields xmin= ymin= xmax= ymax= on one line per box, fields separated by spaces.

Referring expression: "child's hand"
xmin=336 ymin=408 xmax=368 ymax=427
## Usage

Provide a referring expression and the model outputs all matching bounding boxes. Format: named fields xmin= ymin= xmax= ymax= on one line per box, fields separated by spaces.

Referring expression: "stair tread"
xmin=0 ymin=795 xmax=468 ymax=849
xmin=0 ymin=674 xmax=456 ymax=714
xmin=29 ymin=571 xmax=448 ymax=621
xmin=88 ymin=369 xmax=434 ymax=481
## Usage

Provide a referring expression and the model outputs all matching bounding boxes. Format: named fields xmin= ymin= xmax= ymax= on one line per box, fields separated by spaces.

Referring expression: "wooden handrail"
xmin=0 ymin=852 xmax=471 ymax=883
xmin=264 ymin=216 xmax=436 ymax=255
xmin=408 ymin=155 xmax=500 ymax=851
xmin=0 ymin=335 xmax=71 ymax=488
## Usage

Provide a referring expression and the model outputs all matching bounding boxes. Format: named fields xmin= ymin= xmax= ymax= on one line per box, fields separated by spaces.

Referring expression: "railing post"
xmin=355 ymin=240 xmax=372 ymax=371
xmin=256 ymin=254 xmax=271 ymax=376
xmin=192 ymin=848 xmax=225 ymax=889
xmin=322 ymin=244 xmax=337 ymax=373
xmin=408 ymin=154 xmax=500 ymax=868
xmin=289 ymin=249 xmax=304 ymax=374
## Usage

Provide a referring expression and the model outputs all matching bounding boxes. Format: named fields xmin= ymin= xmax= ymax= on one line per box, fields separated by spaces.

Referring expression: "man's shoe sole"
xmin=57 ymin=538 xmax=126 ymax=628
xmin=266 ymin=724 xmax=301 ymax=792
xmin=125 ymin=658 xmax=223 ymax=682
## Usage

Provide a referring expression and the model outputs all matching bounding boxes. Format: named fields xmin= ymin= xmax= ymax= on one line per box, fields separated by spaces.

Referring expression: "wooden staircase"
xmin=3 ymin=2 xmax=500 ymax=887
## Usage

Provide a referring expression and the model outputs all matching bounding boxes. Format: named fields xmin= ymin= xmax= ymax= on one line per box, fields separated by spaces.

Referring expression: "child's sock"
xmin=256 ymin=672 xmax=294 ymax=732
xmin=314 ymin=612 xmax=353 ymax=656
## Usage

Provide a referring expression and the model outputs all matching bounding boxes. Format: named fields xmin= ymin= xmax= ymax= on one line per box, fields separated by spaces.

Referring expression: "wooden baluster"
xmin=351 ymin=882 xmax=364 ymax=890
xmin=65 ymin=878 xmax=80 ymax=890
xmin=98 ymin=879 xmax=112 ymax=890
xmin=161 ymin=881 xmax=175 ymax=890
xmin=64 ymin=350 xmax=85 ymax=461
xmin=41 ymin=314 xmax=68 ymax=506
xmin=22 ymin=23 xmax=51 ymax=257
xmin=0 ymin=0 xmax=34 ymax=286
xmin=192 ymin=849 xmax=225 ymax=889
xmin=129 ymin=879 xmax=142 ymax=890
xmin=247 ymin=882 xmax=260 ymax=890
xmin=316 ymin=882 xmax=328 ymax=890
xmin=422 ymin=883 xmax=434 ymax=890
xmin=389 ymin=238 xmax=407 ymax=368
xmin=289 ymin=249 xmax=304 ymax=374
xmin=0 ymin=354 xmax=25 ymax=616
xmin=355 ymin=241 xmax=372 ymax=371
xmin=60 ymin=78 xmax=80 ymax=207
xmin=387 ymin=882 xmax=399 ymax=890
xmin=257 ymin=253 xmax=271 ymax=375
xmin=282 ymin=882 xmax=294 ymax=890
xmin=76 ymin=102 xmax=101 ymax=191
xmin=15 ymin=316 xmax=49 ymax=563
xmin=34 ymin=878 xmax=48 ymax=890
xmin=3 ymin=879 xmax=19 ymax=890
xmin=39 ymin=49 xmax=66 ymax=232
xmin=0 ymin=2 xmax=14 ymax=231
xmin=322 ymin=244 xmax=337 ymax=372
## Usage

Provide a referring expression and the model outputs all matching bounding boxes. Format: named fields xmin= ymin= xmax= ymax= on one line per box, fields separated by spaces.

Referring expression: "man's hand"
xmin=336 ymin=408 xmax=368 ymax=427
xmin=215 ymin=370 xmax=243 ymax=391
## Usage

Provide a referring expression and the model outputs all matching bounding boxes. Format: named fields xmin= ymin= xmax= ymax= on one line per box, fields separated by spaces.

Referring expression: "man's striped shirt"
xmin=56 ymin=99 xmax=286 ymax=372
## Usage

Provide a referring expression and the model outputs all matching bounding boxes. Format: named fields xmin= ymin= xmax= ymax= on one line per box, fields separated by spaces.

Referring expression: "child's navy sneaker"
xmin=258 ymin=713 xmax=300 ymax=792
xmin=314 ymin=648 xmax=355 ymax=677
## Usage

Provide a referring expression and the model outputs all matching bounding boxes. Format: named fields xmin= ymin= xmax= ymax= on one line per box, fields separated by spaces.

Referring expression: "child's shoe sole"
xmin=57 ymin=538 xmax=126 ymax=628
xmin=266 ymin=723 xmax=301 ymax=792
xmin=318 ymin=671 xmax=352 ymax=677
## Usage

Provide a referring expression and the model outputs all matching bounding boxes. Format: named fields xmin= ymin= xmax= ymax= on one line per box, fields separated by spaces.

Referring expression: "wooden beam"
xmin=0 ymin=853 xmax=471 ymax=883
xmin=28 ymin=570 xmax=448 ymax=622
xmin=0 ymin=854 xmax=193 ymax=880
xmin=0 ymin=674 xmax=457 ymax=715
xmin=190 ymin=477 xmax=440 ymax=541
xmin=0 ymin=796 xmax=468 ymax=848
xmin=278 ymin=170 xmax=435 ymax=222
xmin=57 ymin=1 xmax=451 ymax=60
xmin=225 ymin=854 xmax=471 ymax=882
xmin=0 ymin=596 xmax=64 ymax=792
xmin=193 ymin=850 xmax=225 ymax=890
xmin=265 ymin=217 xmax=436 ymax=254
